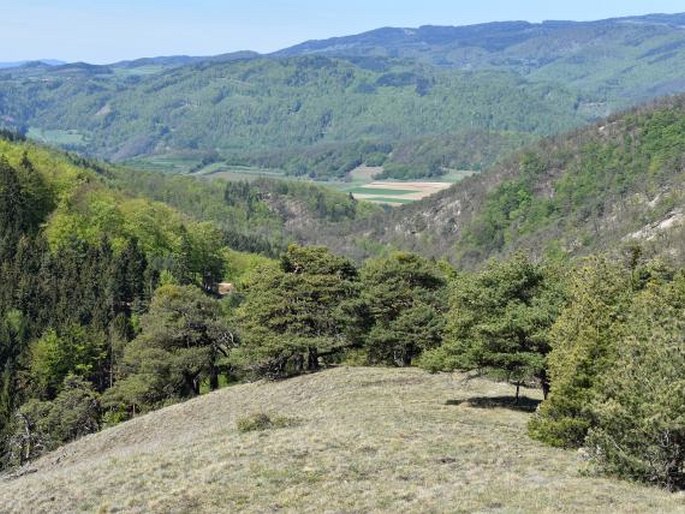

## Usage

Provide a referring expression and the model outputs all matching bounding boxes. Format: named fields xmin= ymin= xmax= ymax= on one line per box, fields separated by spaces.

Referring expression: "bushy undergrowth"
xmin=236 ymin=412 xmax=295 ymax=433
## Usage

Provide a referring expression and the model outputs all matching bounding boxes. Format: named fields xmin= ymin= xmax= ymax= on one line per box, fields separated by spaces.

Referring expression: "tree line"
xmin=3 ymin=189 xmax=683 ymax=491
xmin=0 ymin=138 xmax=682 ymax=491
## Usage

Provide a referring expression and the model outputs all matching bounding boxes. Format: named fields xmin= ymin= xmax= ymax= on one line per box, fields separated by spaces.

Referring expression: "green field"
xmin=199 ymin=165 xmax=286 ymax=180
xmin=190 ymin=166 xmax=466 ymax=205
xmin=27 ymin=128 xmax=88 ymax=146
xmin=126 ymin=155 xmax=204 ymax=174
xmin=356 ymin=196 xmax=415 ymax=204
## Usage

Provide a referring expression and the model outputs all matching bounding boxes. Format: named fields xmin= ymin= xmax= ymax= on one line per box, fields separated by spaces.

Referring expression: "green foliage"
xmin=29 ymin=326 xmax=107 ymax=400
xmin=0 ymin=55 xmax=590 ymax=178
xmin=0 ymin=137 xmax=251 ymax=468
xmin=8 ymin=376 xmax=99 ymax=466
xmin=421 ymin=254 xmax=564 ymax=398
xmin=0 ymin=153 xmax=54 ymax=259
xmin=107 ymin=166 xmax=381 ymax=258
xmin=528 ymin=257 xmax=681 ymax=459
xmin=232 ymin=245 xmax=359 ymax=378
xmin=528 ymin=257 xmax=633 ymax=447
xmin=386 ymin=131 xmax=534 ymax=175
xmin=369 ymin=96 xmax=685 ymax=267
xmin=583 ymin=273 xmax=685 ymax=490
xmin=528 ymin=257 xmax=685 ymax=490
xmin=359 ymin=252 xmax=447 ymax=366
xmin=104 ymin=284 xmax=234 ymax=415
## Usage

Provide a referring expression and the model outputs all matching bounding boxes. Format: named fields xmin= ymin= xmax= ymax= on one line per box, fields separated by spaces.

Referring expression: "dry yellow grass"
xmin=1 ymin=367 xmax=683 ymax=513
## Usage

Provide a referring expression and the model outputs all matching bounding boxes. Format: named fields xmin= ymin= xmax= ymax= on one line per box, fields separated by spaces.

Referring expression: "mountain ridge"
xmin=4 ymin=12 xmax=685 ymax=178
xmin=7 ymin=13 xmax=685 ymax=69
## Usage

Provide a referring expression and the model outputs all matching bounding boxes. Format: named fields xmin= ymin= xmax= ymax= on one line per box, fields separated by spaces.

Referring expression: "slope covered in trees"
xmin=4 ymin=13 xmax=685 ymax=177
xmin=107 ymin=165 xmax=382 ymax=258
xmin=0 ymin=56 xmax=583 ymax=178
xmin=0 ymin=134 xmax=429 ymax=467
xmin=364 ymin=95 xmax=685 ymax=267
xmin=0 ymin=134 xmax=247 ymax=465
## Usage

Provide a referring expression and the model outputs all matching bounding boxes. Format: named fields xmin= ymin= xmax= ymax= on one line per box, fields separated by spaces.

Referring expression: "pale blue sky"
xmin=2 ymin=1 xmax=684 ymax=64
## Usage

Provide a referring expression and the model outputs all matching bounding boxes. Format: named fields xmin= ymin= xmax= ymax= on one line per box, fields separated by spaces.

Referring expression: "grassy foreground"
xmin=1 ymin=367 xmax=682 ymax=513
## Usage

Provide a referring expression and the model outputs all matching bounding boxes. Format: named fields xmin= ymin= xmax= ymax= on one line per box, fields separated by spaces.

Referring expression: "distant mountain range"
xmin=0 ymin=59 xmax=64 ymax=69
xmin=2 ymin=13 xmax=685 ymax=178
xmin=275 ymin=14 xmax=685 ymax=100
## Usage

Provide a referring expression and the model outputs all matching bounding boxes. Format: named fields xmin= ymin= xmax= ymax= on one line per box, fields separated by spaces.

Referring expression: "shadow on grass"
xmin=445 ymin=395 xmax=541 ymax=412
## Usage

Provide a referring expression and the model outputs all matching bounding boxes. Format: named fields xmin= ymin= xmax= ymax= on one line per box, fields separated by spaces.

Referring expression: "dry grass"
xmin=1 ymin=367 xmax=683 ymax=513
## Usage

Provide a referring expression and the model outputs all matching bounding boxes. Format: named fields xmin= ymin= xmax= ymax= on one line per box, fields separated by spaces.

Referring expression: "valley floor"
xmin=1 ymin=367 xmax=682 ymax=513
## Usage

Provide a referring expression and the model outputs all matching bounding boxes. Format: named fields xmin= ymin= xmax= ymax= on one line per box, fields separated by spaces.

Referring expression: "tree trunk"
xmin=539 ymin=369 xmax=550 ymax=400
xmin=515 ymin=382 xmax=521 ymax=404
xmin=541 ymin=380 xmax=550 ymax=400
xmin=292 ymin=353 xmax=304 ymax=373
xmin=307 ymin=347 xmax=319 ymax=371
xmin=22 ymin=414 xmax=31 ymax=464
xmin=209 ymin=365 xmax=219 ymax=391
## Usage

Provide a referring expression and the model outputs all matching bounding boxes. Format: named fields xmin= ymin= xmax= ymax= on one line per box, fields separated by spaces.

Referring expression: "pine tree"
xmin=232 ymin=245 xmax=360 ymax=378
xmin=359 ymin=252 xmax=447 ymax=366
xmin=421 ymin=253 xmax=565 ymax=402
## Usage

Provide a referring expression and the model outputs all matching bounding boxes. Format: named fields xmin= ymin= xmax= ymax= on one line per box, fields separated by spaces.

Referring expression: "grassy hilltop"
xmin=1 ymin=367 xmax=682 ymax=513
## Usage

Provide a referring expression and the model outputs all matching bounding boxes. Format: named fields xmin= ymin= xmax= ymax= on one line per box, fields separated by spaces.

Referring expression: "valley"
xmin=1 ymin=7 xmax=685 ymax=512
xmin=193 ymin=163 xmax=471 ymax=205
xmin=4 ymin=13 xmax=685 ymax=182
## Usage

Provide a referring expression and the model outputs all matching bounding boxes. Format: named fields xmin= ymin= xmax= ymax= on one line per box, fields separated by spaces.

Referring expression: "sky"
xmin=2 ymin=0 xmax=685 ymax=64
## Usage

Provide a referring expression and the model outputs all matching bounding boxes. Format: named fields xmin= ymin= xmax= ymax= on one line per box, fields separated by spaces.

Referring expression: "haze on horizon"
xmin=2 ymin=0 xmax=684 ymax=64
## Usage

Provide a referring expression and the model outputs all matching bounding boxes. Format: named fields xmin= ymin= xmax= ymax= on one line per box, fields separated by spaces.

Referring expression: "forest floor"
xmin=2 ymin=367 xmax=682 ymax=513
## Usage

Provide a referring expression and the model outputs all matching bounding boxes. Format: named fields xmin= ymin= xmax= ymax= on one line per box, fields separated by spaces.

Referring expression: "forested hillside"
xmin=0 ymin=132 xmax=433 ymax=467
xmin=107 ymin=166 xmax=381 ymax=258
xmin=1 ymin=12 xmax=685 ymax=504
xmin=3 ymin=13 xmax=685 ymax=177
xmin=1 ymin=99 xmax=684 ymax=497
xmin=0 ymin=133 xmax=243 ymax=465
xmin=0 ymin=57 xmax=581 ymax=178
xmin=364 ymin=95 xmax=685 ymax=267
xmin=278 ymin=15 xmax=685 ymax=102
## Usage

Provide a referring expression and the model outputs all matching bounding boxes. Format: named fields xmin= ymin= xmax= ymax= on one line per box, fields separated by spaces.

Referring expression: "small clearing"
xmin=349 ymin=165 xmax=383 ymax=181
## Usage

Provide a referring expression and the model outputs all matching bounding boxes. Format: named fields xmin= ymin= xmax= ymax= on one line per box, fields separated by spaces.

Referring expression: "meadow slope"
xmin=1 ymin=367 xmax=682 ymax=513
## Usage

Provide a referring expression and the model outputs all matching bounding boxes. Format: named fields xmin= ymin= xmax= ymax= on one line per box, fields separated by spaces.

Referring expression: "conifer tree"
xmin=233 ymin=245 xmax=359 ymax=377
xmin=359 ymin=252 xmax=447 ymax=366
xmin=421 ymin=253 xmax=564 ymax=402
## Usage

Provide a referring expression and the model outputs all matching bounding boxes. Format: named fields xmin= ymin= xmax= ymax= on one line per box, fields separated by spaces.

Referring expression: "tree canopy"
xmin=231 ymin=245 xmax=359 ymax=378
xmin=421 ymin=254 xmax=565 ymax=401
